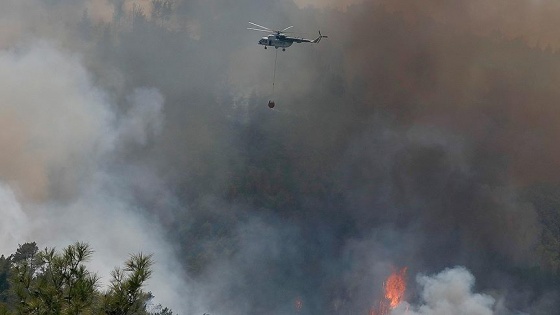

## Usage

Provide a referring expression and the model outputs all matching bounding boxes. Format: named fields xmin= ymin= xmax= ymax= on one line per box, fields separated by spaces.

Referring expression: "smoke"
xmin=118 ymin=88 xmax=164 ymax=146
xmin=337 ymin=0 xmax=560 ymax=185
xmin=374 ymin=0 xmax=560 ymax=51
xmin=0 ymin=185 xmax=28 ymax=254
xmin=392 ymin=267 xmax=496 ymax=315
xmin=1 ymin=0 xmax=560 ymax=314
xmin=292 ymin=0 xmax=365 ymax=10
xmin=295 ymin=0 xmax=560 ymax=51
xmin=0 ymin=41 xmax=188 ymax=311
xmin=0 ymin=41 xmax=114 ymax=201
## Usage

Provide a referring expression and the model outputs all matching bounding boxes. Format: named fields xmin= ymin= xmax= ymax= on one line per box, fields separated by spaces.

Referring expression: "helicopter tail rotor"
xmin=312 ymin=31 xmax=328 ymax=43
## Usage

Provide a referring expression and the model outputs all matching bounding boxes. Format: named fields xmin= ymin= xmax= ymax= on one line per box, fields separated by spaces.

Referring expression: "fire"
xmin=384 ymin=267 xmax=407 ymax=308
xmin=371 ymin=267 xmax=408 ymax=315
xmin=295 ymin=297 xmax=303 ymax=312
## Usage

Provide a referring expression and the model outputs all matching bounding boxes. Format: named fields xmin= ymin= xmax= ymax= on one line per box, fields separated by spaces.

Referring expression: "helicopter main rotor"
xmin=248 ymin=21 xmax=293 ymax=35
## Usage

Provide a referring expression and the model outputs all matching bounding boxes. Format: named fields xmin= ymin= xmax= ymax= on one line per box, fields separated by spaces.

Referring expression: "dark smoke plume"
xmin=1 ymin=0 xmax=560 ymax=314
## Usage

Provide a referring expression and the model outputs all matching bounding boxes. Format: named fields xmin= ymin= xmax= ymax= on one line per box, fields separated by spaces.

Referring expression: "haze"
xmin=1 ymin=0 xmax=559 ymax=314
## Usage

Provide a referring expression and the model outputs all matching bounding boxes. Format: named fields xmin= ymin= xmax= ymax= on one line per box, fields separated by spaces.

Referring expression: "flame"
xmin=370 ymin=301 xmax=390 ymax=315
xmin=384 ymin=267 xmax=407 ymax=309
xmin=295 ymin=297 xmax=303 ymax=312
xmin=370 ymin=266 xmax=408 ymax=315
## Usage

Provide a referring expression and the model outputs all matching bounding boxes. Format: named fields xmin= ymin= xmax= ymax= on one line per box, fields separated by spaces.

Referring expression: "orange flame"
xmin=384 ymin=267 xmax=407 ymax=309
xmin=370 ymin=266 xmax=408 ymax=315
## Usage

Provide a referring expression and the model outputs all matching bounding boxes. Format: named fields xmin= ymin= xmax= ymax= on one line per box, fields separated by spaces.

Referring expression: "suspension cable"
xmin=272 ymin=48 xmax=278 ymax=96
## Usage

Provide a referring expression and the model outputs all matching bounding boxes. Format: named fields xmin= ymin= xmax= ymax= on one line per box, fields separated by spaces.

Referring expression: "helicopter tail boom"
xmin=312 ymin=31 xmax=328 ymax=43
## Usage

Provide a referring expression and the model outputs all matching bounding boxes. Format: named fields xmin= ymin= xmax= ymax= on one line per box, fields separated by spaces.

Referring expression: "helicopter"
xmin=248 ymin=22 xmax=327 ymax=51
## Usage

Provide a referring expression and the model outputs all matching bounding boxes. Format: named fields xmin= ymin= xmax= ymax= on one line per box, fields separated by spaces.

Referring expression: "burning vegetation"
xmin=371 ymin=267 xmax=407 ymax=315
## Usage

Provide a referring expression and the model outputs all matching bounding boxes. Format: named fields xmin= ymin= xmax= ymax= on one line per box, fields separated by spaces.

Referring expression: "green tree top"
xmin=0 ymin=242 xmax=173 ymax=315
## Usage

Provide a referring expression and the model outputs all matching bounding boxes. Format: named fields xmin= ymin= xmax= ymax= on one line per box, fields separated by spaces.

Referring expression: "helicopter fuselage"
xmin=259 ymin=35 xmax=294 ymax=49
xmin=248 ymin=22 xmax=327 ymax=50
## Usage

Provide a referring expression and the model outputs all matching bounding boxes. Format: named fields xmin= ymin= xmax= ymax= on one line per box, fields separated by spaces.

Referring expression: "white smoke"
xmin=391 ymin=267 xmax=496 ymax=315
xmin=0 ymin=42 xmax=189 ymax=312
xmin=0 ymin=184 xmax=28 ymax=255
xmin=0 ymin=41 xmax=115 ymax=200
xmin=118 ymin=87 xmax=164 ymax=146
